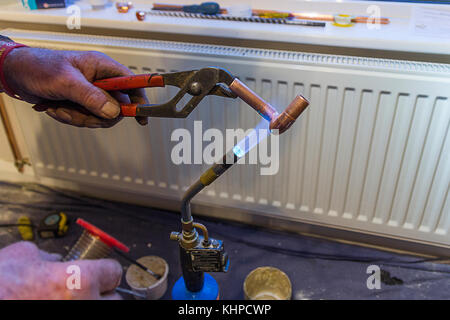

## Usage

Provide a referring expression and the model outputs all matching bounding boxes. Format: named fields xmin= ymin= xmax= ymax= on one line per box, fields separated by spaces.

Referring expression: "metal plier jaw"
xmin=93 ymin=67 xmax=237 ymax=118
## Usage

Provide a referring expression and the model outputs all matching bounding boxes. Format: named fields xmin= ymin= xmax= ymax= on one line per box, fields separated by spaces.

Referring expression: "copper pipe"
xmin=229 ymin=78 xmax=309 ymax=134
xmin=292 ymin=13 xmax=335 ymax=21
xmin=0 ymin=96 xmax=28 ymax=172
xmin=228 ymin=78 xmax=278 ymax=122
xmin=292 ymin=13 xmax=390 ymax=24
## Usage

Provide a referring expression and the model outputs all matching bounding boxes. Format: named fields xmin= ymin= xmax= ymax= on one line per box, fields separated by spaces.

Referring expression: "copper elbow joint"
xmin=229 ymin=78 xmax=309 ymax=134
xmin=269 ymin=95 xmax=309 ymax=134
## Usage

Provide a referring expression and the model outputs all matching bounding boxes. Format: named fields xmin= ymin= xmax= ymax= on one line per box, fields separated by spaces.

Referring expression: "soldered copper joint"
xmin=228 ymin=78 xmax=309 ymax=134
xmin=269 ymin=95 xmax=309 ymax=134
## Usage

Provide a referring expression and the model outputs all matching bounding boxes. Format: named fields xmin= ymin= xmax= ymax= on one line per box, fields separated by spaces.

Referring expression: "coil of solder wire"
xmin=63 ymin=230 xmax=112 ymax=261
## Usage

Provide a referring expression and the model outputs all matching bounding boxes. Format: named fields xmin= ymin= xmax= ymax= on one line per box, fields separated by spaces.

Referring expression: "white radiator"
xmin=2 ymin=29 xmax=449 ymax=250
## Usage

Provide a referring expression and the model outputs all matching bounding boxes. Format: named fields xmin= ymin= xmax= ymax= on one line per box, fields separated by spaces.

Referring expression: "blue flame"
xmin=232 ymin=119 xmax=271 ymax=158
xmin=233 ymin=145 xmax=246 ymax=158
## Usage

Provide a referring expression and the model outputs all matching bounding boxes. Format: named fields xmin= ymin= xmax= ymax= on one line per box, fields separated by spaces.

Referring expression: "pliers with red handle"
xmin=93 ymin=67 xmax=237 ymax=118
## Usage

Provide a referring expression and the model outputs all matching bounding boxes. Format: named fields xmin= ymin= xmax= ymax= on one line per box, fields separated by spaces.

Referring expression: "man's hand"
xmin=0 ymin=241 xmax=123 ymax=300
xmin=3 ymin=47 xmax=148 ymax=128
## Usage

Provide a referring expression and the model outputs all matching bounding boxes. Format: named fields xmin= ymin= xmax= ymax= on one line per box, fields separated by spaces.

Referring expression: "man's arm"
xmin=0 ymin=36 xmax=148 ymax=127
xmin=0 ymin=35 xmax=14 ymax=95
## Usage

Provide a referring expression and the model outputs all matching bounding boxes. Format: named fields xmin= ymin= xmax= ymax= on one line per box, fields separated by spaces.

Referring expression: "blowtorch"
xmin=169 ymin=88 xmax=309 ymax=299
xmin=94 ymin=67 xmax=310 ymax=299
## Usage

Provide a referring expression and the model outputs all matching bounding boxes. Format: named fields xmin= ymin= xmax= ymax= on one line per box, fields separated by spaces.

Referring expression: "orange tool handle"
xmin=120 ymin=104 xmax=139 ymax=117
xmin=93 ymin=74 xmax=165 ymax=91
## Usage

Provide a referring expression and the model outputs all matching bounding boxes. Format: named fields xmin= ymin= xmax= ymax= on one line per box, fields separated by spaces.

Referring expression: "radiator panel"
xmin=4 ymin=29 xmax=449 ymax=248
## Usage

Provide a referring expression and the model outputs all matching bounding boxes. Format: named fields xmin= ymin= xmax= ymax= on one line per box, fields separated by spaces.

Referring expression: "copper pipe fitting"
xmin=136 ymin=10 xmax=146 ymax=21
xmin=229 ymin=78 xmax=309 ymax=134
xmin=269 ymin=95 xmax=309 ymax=134
xmin=116 ymin=2 xmax=133 ymax=13
xmin=228 ymin=78 xmax=278 ymax=122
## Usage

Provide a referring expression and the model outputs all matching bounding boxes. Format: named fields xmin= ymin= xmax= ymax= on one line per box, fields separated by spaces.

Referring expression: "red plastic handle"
xmin=76 ymin=218 xmax=129 ymax=253
xmin=120 ymin=104 xmax=138 ymax=117
xmin=93 ymin=74 xmax=164 ymax=91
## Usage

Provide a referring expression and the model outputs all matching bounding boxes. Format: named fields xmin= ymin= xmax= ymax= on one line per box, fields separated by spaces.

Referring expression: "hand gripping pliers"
xmin=94 ymin=66 xmax=309 ymax=133
xmin=94 ymin=67 xmax=237 ymax=118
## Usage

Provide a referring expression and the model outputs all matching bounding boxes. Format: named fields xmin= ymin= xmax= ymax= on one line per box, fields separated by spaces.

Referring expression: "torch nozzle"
xmin=228 ymin=78 xmax=309 ymax=134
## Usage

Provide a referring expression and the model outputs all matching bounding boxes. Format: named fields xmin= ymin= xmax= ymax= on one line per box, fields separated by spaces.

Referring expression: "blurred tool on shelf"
xmin=153 ymin=2 xmax=226 ymax=15
xmin=293 ymin=12 xmax=390 ymax=24
xmin=134 ymin=10 xmax=326 ymax=27
xmin=115 ymin=1 xmax=388 ymax=26
xmin=252 ymin=9 xmax=294 ymax=19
